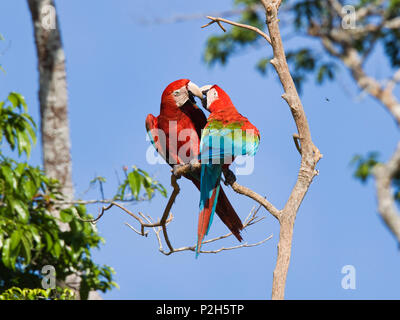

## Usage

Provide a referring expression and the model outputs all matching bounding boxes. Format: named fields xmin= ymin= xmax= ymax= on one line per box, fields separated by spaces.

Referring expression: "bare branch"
xmin=222 ymin=168 xmax=281 ymax=219
xmin=172 ymin=162 xmax=281 ymax=219
xmin=153 ymin=203 xmax=273 ymax=255
xmin=83 ymin=174 xmax=271 ymax=256
xmin=202 ymin=16 xmax=272 ymax=45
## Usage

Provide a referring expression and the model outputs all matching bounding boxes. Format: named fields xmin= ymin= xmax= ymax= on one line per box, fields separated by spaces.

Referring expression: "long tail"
xmin=196 ymin=164 xmax=221 ymax=257
xmin=186 ymin=176 xmax=243 ymax=242
xmin=215 ymin=188 xmax=243 ymax=241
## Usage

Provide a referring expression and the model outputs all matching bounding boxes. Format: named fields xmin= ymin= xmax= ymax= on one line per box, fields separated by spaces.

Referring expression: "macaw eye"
xmin=173 ymin=90 xmax=180 ymax=96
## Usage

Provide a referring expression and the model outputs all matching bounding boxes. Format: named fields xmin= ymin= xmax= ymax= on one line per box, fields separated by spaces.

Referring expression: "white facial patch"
xmin=172 ymin=86 xmax=189 ymax=107
xmin=206 ymin=88 xmax=219 ymax=109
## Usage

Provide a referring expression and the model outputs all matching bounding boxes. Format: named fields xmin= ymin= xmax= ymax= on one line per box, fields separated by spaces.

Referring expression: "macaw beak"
xmin=199 ymin=85 xmax=212 ymax=110
xmin=187 ymin=81 xmax=203 ymax=105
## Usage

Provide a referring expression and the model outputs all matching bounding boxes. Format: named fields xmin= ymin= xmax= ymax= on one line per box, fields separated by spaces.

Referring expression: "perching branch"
xmin=173 ymin=162 xmax=281 ymax=219
xmin=85 ymin=173 xmax=272 ymax=256
xmin=202 ymin=0 xmax=322 ymax=300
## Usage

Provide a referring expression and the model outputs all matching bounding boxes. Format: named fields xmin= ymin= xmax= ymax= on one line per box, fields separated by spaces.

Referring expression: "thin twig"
xmin=202 ymin=16 xmax=272 ymax=45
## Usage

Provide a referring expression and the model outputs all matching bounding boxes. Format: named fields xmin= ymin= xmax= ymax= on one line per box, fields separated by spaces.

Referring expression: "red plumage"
xmin=206 ymin=85 xmax=260 ymax=138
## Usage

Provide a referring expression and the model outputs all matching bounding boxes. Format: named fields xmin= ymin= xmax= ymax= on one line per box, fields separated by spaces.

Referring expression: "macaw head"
xmin=161 ymin=79 xmax=203 ymax=108
xmin=200 ymin=84 xmax=234 ymax=113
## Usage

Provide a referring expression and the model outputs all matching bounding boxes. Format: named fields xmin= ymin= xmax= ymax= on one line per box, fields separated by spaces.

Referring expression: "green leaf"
xmin=2 ymin=238 xmax=11 ymax=269
xmin=128 ymin=171 xmax=142 ymax=199
xmin=29 ymin=226 xmax=41 ymax=245
xmin=24 ymin=120 xmax=37 ymax=145
xmin=21 ymin=234 xmax=32 ymax=264
xmin=44 ymin=232 xmax=53 ymax=252
xmin=7 ymin=93 xmax=18 ymax=109
xmin=155 ymin=184 xmax=168 ymax=198
xmin=8 ymin=92 xmax=27 ymax=112
xmin=60 ymin=208 xmax=74 ymax=223
xmin=351 ymin=152 xmax=380 ymax=183
xmin=1 ymin=165 xmax=17 ymax=189
xmin=52 ymin=240 xmax=61 ymax=258
xmin=10 ymin=199 xmax=29 ymax=222
xmin=4 ymin=123 xmax=16 ymax=150
xmin=10 ymin=230 xmax=22 ymax=251
xmin=16 ymin=129 xmax=31 ymax=157
xmin=22 ymin=179 xmax=38 ymax=199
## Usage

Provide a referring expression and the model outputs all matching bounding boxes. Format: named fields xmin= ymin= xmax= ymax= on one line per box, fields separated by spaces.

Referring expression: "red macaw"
xmin=145 ymin=79 xmax=244 ymax=243
xmin=196 ymin=84 xmax=260 ymax=256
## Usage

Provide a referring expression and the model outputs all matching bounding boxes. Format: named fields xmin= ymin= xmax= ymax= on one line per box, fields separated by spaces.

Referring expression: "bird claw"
xmin=172 ymin=164 xmax=185 ymax=177
xmin=189 ymin=159 xmax=200 ymax=170
xmin=224 ymin=169 xmax=236 ymax=186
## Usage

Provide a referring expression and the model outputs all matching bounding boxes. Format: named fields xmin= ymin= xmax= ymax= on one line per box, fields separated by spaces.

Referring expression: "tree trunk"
xmin=27 ymin=0 xmax=101 ymax=300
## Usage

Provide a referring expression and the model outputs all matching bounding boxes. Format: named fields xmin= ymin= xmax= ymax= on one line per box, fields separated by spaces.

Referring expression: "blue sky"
xmin=1 ymin=0 xmax=400 ymax=299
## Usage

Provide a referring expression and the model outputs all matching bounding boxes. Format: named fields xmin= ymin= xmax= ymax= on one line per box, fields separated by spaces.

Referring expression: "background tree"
xmin=203 ymin=0 xmax=400 ymax=243
xmin=26 ymin=0 xmax=84 ymax=297
xmin=0 ymin=91 xmax=116 ymax=299
xmin=0 ymin=88 xmax=165 ymax=299
xmin=0 ymin=31 xmax=166 ymax=299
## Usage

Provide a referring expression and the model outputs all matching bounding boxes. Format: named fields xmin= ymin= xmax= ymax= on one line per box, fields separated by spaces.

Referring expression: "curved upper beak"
xmin=199 ymin=85 xmax=212 ymax=110
xmin=187 ymin=81 xmax=203 ymax=100
xmin=200 ymin=85 xmax=212 ymax=95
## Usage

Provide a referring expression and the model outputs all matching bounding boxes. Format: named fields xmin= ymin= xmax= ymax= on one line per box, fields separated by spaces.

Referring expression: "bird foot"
xmin=223 ymin=169 xmax=236 ymax=186
xmin=172 ymin=164 xmax=185 ymax=177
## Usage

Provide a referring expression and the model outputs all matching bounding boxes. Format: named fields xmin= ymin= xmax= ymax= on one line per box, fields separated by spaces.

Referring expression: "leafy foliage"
xmin=0 ymin=92 xmax=36 ymax=157
xmin=0 ymin=93 xmax=117 ymax=299
xmin=351 ymin=152 xmax=400 ymax=202
xmin=203 ymin=0 xmax=399 ymax=91
xmin=351 ymin=152 xmax=380 ymax=183
xmin=116 ymin=166 xmax=167 ymax=201
xmin=0 ymin=90 xmax=167 ymax=299
xmin=0 ymin=287 xmax=75 ymax=300
xmin=383 ymin=0 xmax=400 ymax=67
xmin=256 ymin=49 xmax=337 ymax=92
xmin=204 ymin=2 xmax=265 ymax=66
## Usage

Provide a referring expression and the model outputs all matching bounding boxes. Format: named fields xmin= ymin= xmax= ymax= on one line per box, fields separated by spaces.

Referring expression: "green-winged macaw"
xmin=196 ymin=84 xmax=260 ymax=256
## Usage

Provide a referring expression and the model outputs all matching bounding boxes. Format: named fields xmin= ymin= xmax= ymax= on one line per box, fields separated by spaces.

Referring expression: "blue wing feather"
xmin=199 ymin=127 xmax=259 ymax=164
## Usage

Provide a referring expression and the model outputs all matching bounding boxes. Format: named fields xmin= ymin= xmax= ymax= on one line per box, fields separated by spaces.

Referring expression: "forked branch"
xmin=84 ymin=173 xmax=272 ymax=256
